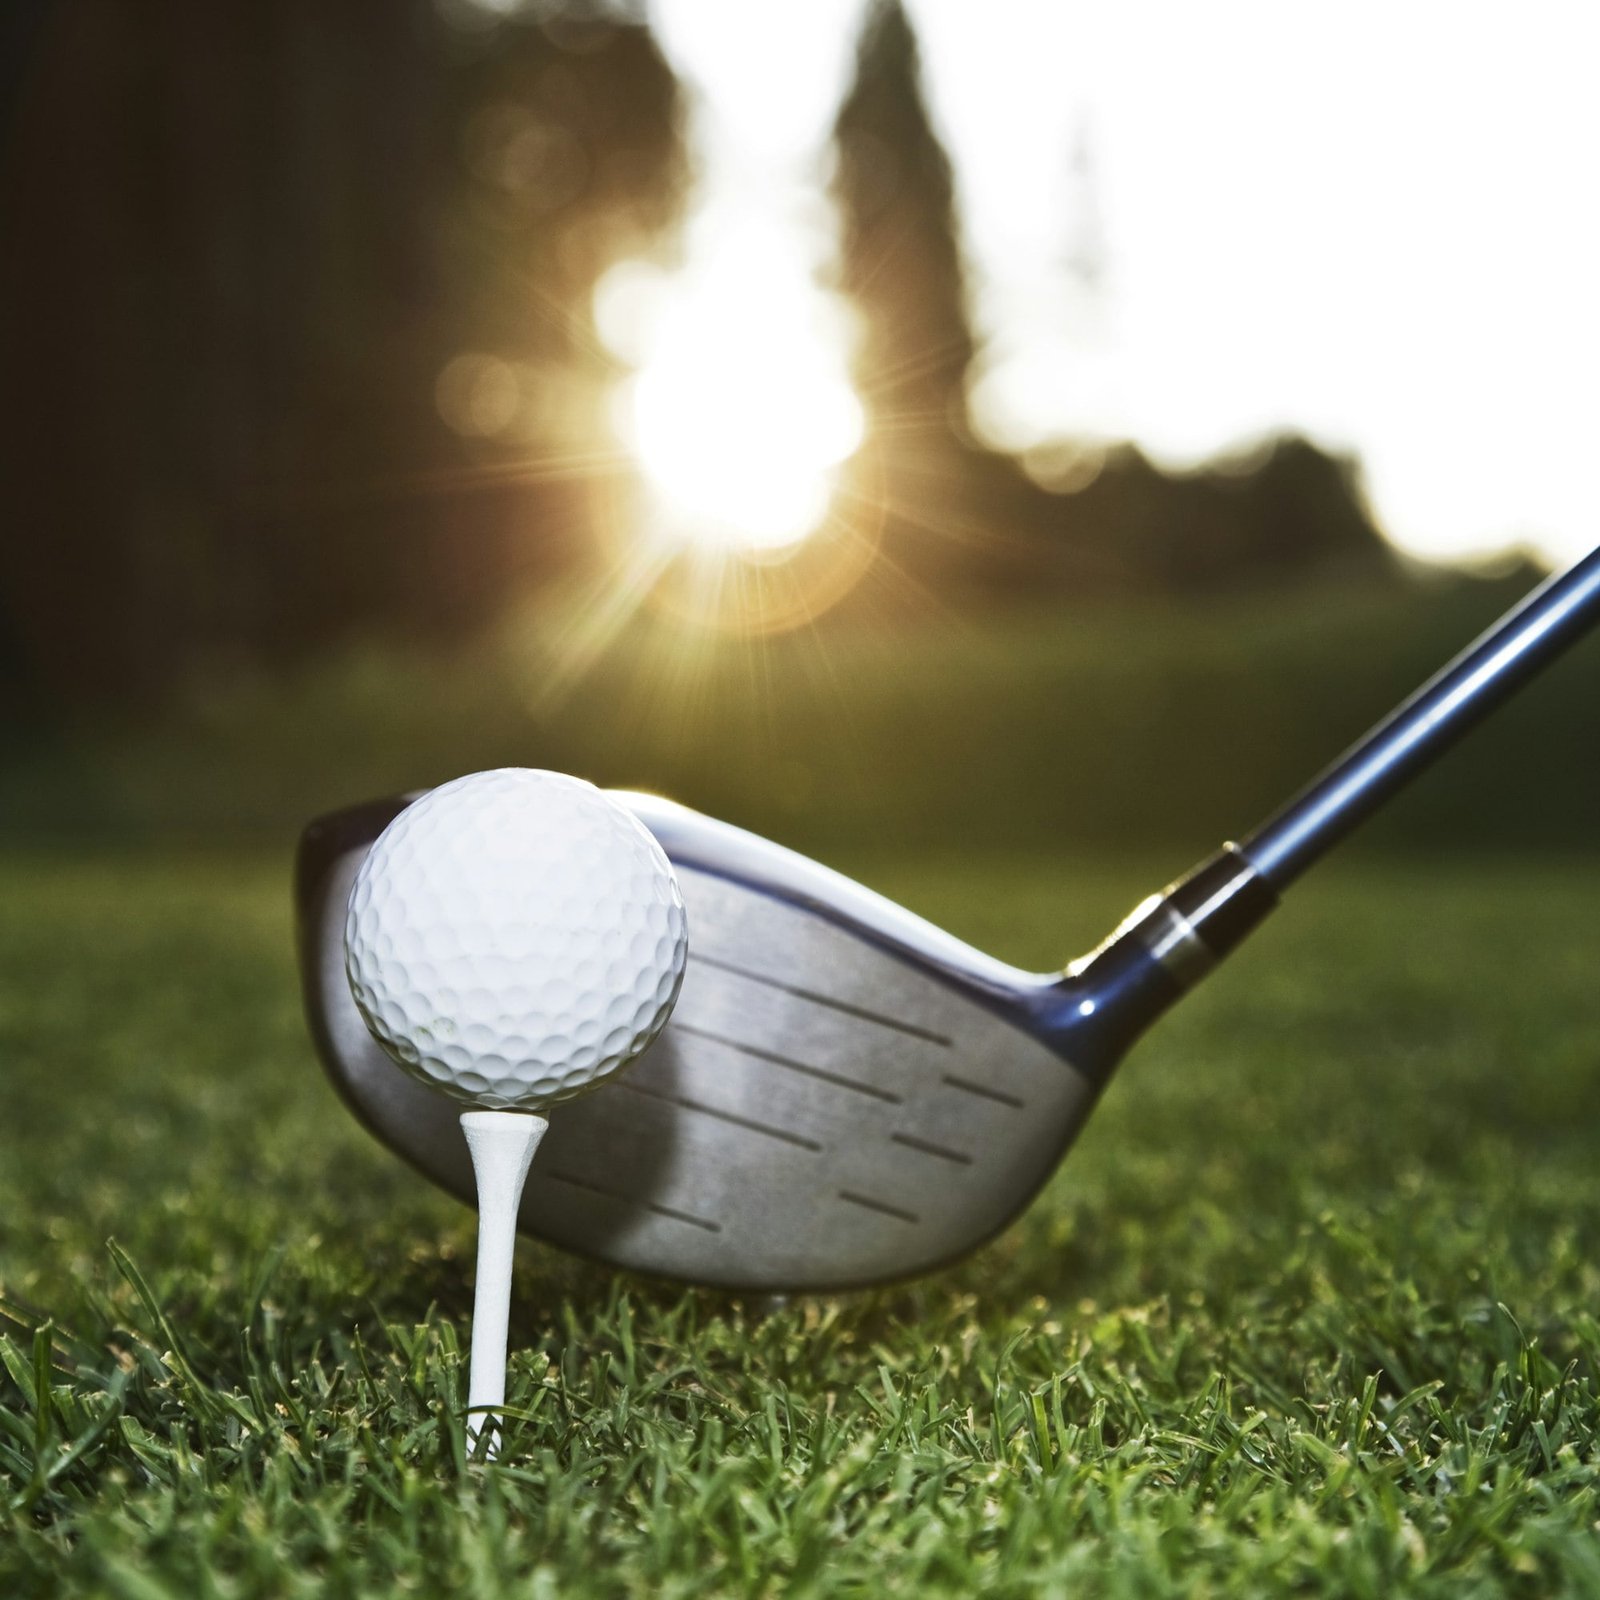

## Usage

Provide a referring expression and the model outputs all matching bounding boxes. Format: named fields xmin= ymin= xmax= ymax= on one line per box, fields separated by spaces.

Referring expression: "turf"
xmin=8 ymin=571 xmax=1599 ymax=858
xmin=2 ymin=847 xmax=1599 ymax=1596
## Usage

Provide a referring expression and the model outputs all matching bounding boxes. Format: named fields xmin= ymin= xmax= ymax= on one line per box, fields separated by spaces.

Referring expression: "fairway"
xmin=3 ymin=847 xmax=1598 ymax=1595
xmin=8 ymin=3 xmax=1600 ymax=1592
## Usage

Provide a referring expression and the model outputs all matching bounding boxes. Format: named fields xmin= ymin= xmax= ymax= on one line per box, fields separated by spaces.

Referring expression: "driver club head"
xmin=296 ymin=792 xmax=1263 ymax=1291
xmin=295 ymin=547 xmax=1600 ymax=1292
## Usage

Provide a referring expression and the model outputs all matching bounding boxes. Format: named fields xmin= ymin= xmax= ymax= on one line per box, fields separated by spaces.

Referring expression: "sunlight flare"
xmin=599 ymin=222 xmax=865 ymax=554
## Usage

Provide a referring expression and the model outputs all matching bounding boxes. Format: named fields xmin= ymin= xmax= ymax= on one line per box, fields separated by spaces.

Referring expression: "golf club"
xmin=296 ymin=546 xmax=1600 ymax=1291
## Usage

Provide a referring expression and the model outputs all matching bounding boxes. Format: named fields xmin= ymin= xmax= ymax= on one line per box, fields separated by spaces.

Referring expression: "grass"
xmin=3 ymin=844 xmax=1599 ymax=1596
xmin=7 ymin=568 xmax=1599 ymax=857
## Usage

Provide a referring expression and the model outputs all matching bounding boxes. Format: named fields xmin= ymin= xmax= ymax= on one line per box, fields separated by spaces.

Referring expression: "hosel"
xmin=1056 ymin=547 xmax=1600 ymax=1086
xmin=1060 ymin=845 xmax=1278 ymax=1080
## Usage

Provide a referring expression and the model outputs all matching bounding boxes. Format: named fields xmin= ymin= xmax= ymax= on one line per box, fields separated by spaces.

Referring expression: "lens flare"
xmin=601 ymin=223 xmax=864 ymax=554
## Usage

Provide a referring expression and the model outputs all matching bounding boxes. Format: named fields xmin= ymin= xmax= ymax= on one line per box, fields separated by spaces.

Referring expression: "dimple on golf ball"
xmin=344 ymin=769 xmax=687 ymax=1111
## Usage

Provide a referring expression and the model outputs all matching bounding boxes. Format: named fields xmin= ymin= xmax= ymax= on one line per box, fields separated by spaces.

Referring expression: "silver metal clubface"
xmin=299 ymin=794 xmax=1136 ymax=1290
xmin=297 ymin=544 xmax=1600 ymax=1290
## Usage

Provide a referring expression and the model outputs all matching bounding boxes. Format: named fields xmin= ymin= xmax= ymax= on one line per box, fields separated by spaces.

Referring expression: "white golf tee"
xmin=460 ymin=1109 xmax=547 ymax=1459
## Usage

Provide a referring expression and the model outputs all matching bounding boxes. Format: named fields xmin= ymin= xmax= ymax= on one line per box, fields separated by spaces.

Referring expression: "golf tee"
xmin=460 ymin=1109 xmax=547 ymax=1460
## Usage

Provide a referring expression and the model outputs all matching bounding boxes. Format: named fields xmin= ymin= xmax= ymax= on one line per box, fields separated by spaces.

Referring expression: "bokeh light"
xmin=436 ymin=354 xmax=523 ymax=439
xmin=588 ymin=0 xmax=871 ymax=560
xmin=600 ymin=224 xmax=863 ymax=553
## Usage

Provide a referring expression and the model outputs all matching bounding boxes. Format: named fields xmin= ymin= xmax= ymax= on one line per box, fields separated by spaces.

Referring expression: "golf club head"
xmin=297 ymin=549 xmax=1600 ymax=1291
xmin=297 ymin=791 xmax=1251 ymax=1290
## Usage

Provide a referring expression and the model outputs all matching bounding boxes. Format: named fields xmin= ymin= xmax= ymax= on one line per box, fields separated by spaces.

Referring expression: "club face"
xmin=297 ymin=792 xmax=1103 ymax=1291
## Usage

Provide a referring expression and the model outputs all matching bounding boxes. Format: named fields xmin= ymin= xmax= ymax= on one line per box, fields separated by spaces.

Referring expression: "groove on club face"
xmin=297 ymin=796 xmax=1106 ymax=1291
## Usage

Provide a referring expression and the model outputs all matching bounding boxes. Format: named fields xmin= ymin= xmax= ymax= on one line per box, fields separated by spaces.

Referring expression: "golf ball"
xmin=344 ymin=769 xmax=687 ymax=1111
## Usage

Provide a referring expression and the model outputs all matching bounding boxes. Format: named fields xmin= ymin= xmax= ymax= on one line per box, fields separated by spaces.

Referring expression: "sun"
xmin=629 ymin=332 xmax=862 ymax=553
xmin=598 ymin=224 xmax=865 ymax=554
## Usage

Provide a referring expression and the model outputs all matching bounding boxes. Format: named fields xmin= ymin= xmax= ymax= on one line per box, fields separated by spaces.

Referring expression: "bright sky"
xmin=638 ymin=0 xmax=1599 ymax=567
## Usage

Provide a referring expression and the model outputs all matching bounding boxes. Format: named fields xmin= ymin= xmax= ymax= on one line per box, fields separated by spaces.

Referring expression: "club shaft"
xmin=1071 ymin=545 xmax=1600 ymax=1066
xmin=1238 ymin=545 xmax=1600 ymax=890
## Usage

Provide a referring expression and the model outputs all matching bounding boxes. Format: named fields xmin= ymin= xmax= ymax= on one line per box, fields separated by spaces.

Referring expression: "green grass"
xmin=8 ymin=570 xmax=1599 ymax=858
xmin=3 ymin=846 xmax=1599 ymax=1596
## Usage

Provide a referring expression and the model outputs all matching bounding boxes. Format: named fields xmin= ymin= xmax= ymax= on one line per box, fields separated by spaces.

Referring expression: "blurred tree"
xmin=828 ymin=0 xmax=1396 ymax=605
xmin=0 ymin=0 xmax=684 ymax=702
xmin=832 ymin=0 xmax=970 ymax=453
xmin=0 ymin=0 xmax=1413 ymax=710
xmin=1029 ymin=436 xmax=1399 ymax=594
xmin=829 ymin=0 xmax=1025 ymax=590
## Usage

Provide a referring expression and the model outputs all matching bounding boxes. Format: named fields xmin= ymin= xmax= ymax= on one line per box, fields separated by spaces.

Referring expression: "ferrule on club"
xmin=1063 ymin=845 xmax=1278 ymax=1076
xmin=1134 ymin=844 xmax=1279 ymax=984
xmin=461 ymin=1109 xmax=546 ymax=1460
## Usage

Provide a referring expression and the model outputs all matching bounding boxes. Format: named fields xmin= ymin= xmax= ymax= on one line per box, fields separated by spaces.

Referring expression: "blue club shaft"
xmin=1239 ymin=544 xmax=1600 ymax=890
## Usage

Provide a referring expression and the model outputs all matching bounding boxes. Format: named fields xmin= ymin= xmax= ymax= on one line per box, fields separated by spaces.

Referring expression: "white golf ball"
xmin=344 ymin=769 xmax=687 ymax=1111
